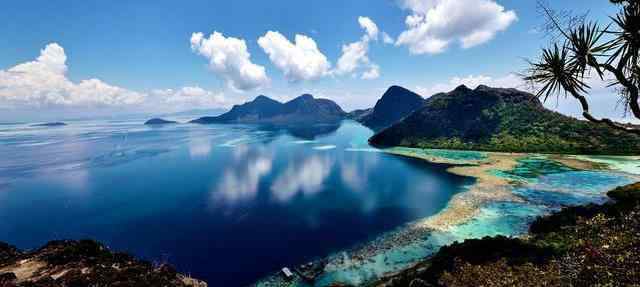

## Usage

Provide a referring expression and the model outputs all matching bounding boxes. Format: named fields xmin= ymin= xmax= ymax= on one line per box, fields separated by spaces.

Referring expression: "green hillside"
xmin=370 ymin=85 xmax=640 ymax=155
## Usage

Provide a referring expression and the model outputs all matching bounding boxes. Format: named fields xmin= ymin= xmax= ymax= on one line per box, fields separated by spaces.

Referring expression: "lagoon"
xmin=0 ymin=120 xmax=476 ymax=286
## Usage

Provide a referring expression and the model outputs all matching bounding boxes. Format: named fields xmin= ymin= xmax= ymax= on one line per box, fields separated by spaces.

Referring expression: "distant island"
xmin=369 ymin=85 xmax=640 ymax=155
xmin=186 ymin=85 xmax=640 ymax=155
xmin=31 ymin=122 xmax=66 ymax=127
xmin=190 ymin=94 xmax=345 ymax=125
xmin=351 ymin=85 xmax=424 ymax=131
xmin=144 ymin=118 xmax=178 ymax=125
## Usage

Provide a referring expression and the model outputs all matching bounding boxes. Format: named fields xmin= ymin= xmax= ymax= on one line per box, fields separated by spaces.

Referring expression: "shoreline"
xmin=256 ymin=147 xmax=638 ymax=286
xmin=413 ymin=153 xmax=524 ymax=231
xmin=369 ymin=182 xmax=640 ymax=286
xmin=384 ymin=148 xmax=628 ymax=232
xmin=5 ymin=145 xmax=634 ymax=287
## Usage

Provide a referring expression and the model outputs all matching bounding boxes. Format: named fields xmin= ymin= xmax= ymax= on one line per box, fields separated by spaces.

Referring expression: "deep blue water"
xmin=0 ymin=120 xmax=472 ymax=286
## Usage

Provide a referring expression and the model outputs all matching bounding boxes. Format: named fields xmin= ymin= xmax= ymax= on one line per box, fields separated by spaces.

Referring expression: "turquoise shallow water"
xmin=492 ymin=156 xmax=575 ymax=182
xmin=256 ymin=154 xmax=638 ymax=287
xmin=1 ymin=119 xmax=637 ymax=287
xmin=573 ymin=155 xmax=640 ymax=175
xmin=386 ymin=147 xmax=487 ymax=162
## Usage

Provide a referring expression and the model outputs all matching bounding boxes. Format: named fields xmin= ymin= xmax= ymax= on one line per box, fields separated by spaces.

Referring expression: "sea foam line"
xmin=313 ymin=145 xmax=337 ymax=150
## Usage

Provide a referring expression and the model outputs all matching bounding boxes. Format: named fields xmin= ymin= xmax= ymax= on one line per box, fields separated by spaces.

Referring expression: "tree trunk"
xmin=562 ymin=83 xmax=640 ymax=135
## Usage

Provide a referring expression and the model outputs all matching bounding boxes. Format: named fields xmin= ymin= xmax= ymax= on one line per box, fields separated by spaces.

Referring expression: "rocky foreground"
xmin=0 ymin=240 xmax=206 ymax=287
xmin=369 ymin=183 xmax=640 ymax=287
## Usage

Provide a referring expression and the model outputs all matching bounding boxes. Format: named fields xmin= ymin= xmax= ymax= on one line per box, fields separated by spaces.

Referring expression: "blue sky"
xmin=0 ymin=0 xmax=625 ymax=121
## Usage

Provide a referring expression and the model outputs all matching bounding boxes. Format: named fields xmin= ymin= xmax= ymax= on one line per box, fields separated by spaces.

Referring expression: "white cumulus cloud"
xmin=191 ymin=31 xmax=270 ymax=91
xmin=0 ymin=43 xmax=145 ymax=108
xmin=415 ymin=74 xmax=524 ymax=97
xmin=335 ymin=17 xmax=382 ymax=80
xmin=151 ymin=86 xmax=228 ymax=111
xmin=361 ymin=65 xmax=380 ymax=80
xmin=382 ymin=32 xmax=395 ymax=44
xmin=358 ymin=16 xmax=379 ymax=41
xmin=396 ymin=0 xmax=517 ymax=54
xmin=336 ymin=41 xmax=369 ymax=75
xmin=257 ymin=31 xmax=331 ymax=82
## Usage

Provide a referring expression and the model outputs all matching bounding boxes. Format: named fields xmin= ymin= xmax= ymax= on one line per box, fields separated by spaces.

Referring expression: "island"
xmin=369 ymin=85 xmax=640 ymax=155
xmin=190 ymin=94 xmax=345 ymax=125
xmin=31 ymin=122 xmax=67 ymax=127
xmin=352 ymin=85 xmax=425 ymax=131
xmin=144 ymin=118 xmax=178 ymax=125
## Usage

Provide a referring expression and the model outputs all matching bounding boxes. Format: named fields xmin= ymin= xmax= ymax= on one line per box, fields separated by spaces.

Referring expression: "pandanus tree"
xmin=525 ymin=0 xmax=640 ymax=134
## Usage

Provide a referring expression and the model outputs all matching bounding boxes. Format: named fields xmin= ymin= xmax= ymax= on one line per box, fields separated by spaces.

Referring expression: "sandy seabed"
xmin=255 ymin=148 xmax=639 ymax=287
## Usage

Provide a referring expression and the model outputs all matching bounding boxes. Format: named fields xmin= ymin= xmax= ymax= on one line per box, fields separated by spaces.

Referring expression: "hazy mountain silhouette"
xmin=191 ymin=94 xmax=345 ymax=124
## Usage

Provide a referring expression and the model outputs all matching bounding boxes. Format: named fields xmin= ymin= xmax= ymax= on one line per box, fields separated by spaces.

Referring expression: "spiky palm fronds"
xmin=526 ymin=0 xmax=640 ymax=133
xmin=610 ymin=0 xmax=631 ymax=5
xmin=606 ymin=2 xmax=640 ymax=71
xmin=524 ymin=44 xmax=590 ymax=102
xmin=601 ymin=2 xmax=640 ymax=115
xmin=568 ymin=22 xmax=609 ymax=78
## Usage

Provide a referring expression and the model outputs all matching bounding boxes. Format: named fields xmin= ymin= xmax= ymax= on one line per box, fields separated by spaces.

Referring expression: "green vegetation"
xmin=371 ymin=183 xmax=640 ymax=287
xmin=413 ymin=104 xmax=639 ymax=154
xmin=371 ymin=86 xmax=640 ymax=155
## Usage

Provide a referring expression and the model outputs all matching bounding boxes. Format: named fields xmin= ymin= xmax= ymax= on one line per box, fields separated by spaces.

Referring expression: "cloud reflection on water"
xmin=188 ymin=133 xmax=212 ymax=158
xmin=212 ymin=146 xmax=273 ymax=204
xmin=271 ymin=155 xmax=334 ymax=202
xmin=339 ymin=152 xmax=379 ymax=193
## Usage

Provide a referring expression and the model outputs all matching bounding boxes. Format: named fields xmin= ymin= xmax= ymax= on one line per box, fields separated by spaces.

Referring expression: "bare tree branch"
xmin=561 ymin=82 xmax=640 ymax=135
